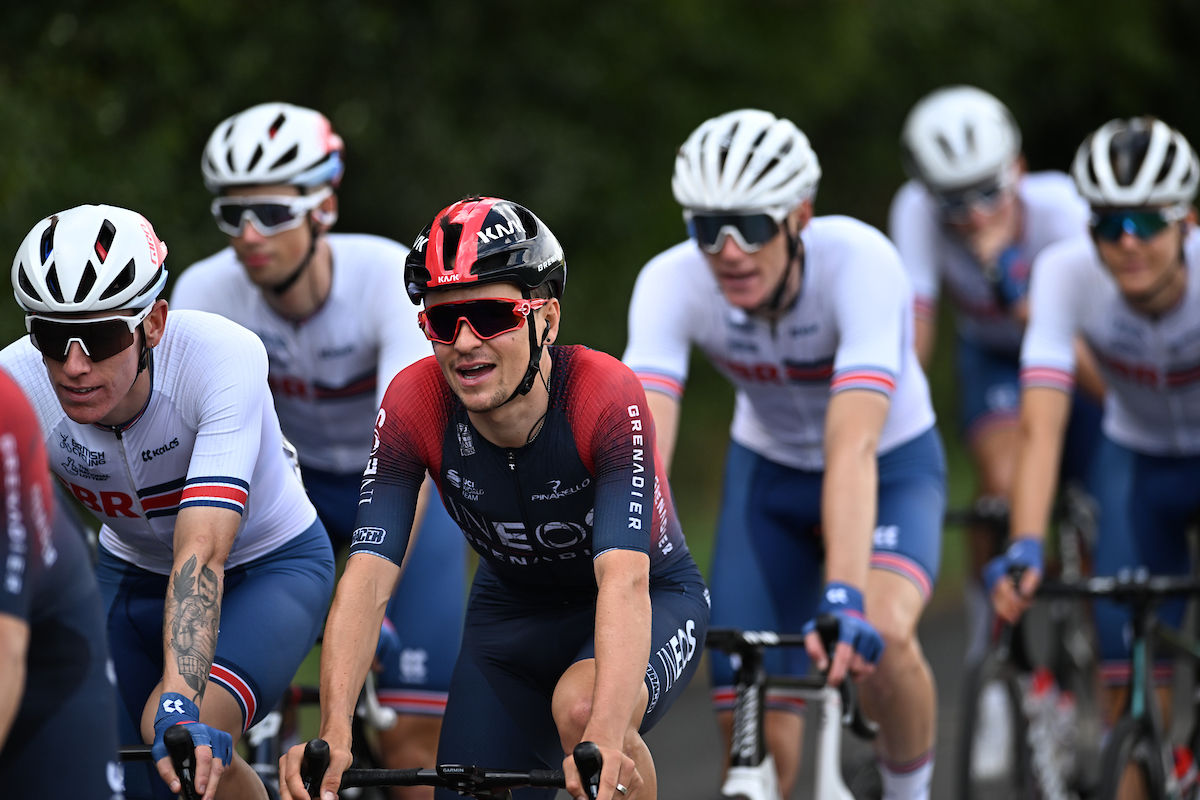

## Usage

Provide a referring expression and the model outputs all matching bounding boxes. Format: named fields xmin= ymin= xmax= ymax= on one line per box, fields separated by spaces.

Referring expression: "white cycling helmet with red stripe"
xmin=202 ymin=102 xmax=345 ymax=192
xmin=12 ymin=204 xmax=169 ymax=314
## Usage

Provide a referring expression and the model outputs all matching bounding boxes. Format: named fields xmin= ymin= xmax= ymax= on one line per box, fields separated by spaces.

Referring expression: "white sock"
xmin=879 ymin=752 xmax=934 ymax=800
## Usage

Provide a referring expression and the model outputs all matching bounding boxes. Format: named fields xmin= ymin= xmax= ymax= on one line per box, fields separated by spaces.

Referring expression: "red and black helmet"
xmin=404 ymin=197 xmax=566 ymax=304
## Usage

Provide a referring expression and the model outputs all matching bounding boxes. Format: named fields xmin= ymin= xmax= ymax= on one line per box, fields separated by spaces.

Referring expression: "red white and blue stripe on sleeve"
xmin=830 ymin=366 xmax=896 ymax=397
xmin=1019 ymin=365 xmax=1075 ymax=393
xmin=179 ymin=476 xmax=250 ymax=515
xmin=635 ymin=370 xmax=685 ymax=401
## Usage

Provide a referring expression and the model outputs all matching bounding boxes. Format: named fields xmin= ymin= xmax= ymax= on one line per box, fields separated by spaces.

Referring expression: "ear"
xmin=541 ymin=298 xmax=561 ymax=345
xmin=312 ymin=192 xmax=339 ymax=230
xmin=788 ymin=199 xmax=814 ymax=232
xmin=143 ymin=300 xmax=169 ymax=348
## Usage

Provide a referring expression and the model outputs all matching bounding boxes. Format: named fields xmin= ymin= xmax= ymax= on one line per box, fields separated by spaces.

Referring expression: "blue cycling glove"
xmin=152 ymin=692 xmax=233 ymax=768
xmin=375 ymin=617 xmax=402 ymax=669
xmin=801 ymin=582 xmax=883 ymax=666
xmin=983 ymin=538 xmax=1044 ymax=595
xmin=987 ymin=246 xmax=1030 ymax=308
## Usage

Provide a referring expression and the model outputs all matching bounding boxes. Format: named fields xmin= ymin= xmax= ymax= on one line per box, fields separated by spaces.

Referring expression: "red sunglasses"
xmin=418 ymin=297 xmax=548 ymax=344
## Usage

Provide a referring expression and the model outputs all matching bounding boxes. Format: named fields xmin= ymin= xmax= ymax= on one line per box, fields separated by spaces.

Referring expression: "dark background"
xmin=4 ymin=0 xmax=1200 ymax=576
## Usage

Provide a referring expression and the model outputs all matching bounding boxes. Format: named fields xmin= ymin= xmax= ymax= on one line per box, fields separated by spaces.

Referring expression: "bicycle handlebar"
xmin=1038 ymin=572 xmax=1200 ymax=600
xmin=298 ymin=737 xmax=603 ymax=798
xmin=164 ymin=725 xmax=202 ymax=800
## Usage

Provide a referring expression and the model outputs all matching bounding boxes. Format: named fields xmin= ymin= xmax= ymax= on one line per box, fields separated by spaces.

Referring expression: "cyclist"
xmin=891 ymin=85 xmax=1103 ymax=667
xmin=624 ymin=109 xmax=946 ymax=800
xmin=279 ymin=197 xmax=710 ymax=800
xmin=990 ymin=117 xmax=1200 ymax=727
xmin=0 ymin=204 xmax=336 ymax=800
xmin=172 ymin=102 xmax=465 ymax=792
xmin=0 ymin=368 xmax=123 ymax=799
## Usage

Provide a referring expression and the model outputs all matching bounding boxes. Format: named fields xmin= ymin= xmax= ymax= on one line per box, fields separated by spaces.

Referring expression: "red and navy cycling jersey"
xmin=351 ymin=345 xmax=690 ymax=588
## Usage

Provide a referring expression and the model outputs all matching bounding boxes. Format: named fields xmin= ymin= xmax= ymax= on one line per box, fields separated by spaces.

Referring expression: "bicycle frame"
xmin=707 ymin=626 xmax=878 ymax=800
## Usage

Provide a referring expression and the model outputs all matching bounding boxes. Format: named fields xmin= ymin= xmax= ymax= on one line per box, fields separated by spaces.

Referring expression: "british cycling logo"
xmin=161 ymin=697 xmax=185 ymax=715
xmin=142 ymin=437 xmax=180 ymax=462
xmin=352 ymin=527 xmax=386 ymax=545
xmin=531 ymin=478 xmax=590 ymax=501
xmin=62 ymin=457 xmax=109 ymax=481
xmin=59 ymin=433 xmax=104 ymax=467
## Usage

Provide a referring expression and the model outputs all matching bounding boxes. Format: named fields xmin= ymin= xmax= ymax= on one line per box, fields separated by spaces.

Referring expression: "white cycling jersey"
xmin=624 ymin=215 xmax=936 ymax=471
xmin=1022 ymin=229 xmax=1200 ymax=456
xmin=889 ymin=171 xmax=1088 ymax=354
xmin=172 ymin=233 xmax=431 ymax=474
xmin=0 ymin=310 xmax=316 ymax=573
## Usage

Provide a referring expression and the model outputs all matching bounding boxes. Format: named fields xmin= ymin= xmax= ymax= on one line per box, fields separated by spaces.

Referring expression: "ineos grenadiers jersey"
xmin=889 ymin=172 xmax=1088 ymax=354
xmin=351 ymin=346 xmax=690 ymax=588
xmin=1021 ymin=230 xmax=1200 ymax=456
xmin=0 ymin=311 xmax=316 ymax=574
xmin=623 ymin=216 xmax=936 ymax=471
xmin=172 ymin=234 xmax=431 ymax=473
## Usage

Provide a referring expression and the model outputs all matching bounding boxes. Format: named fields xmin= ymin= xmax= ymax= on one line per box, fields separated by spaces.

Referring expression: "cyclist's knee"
xmin=552 ymin=661 xmax=595 ymax=749
xmin=866 ymin=572 xmax=924 ymax=647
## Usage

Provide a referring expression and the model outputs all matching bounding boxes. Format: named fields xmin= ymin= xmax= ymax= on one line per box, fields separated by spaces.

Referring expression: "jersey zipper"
xmin=505 ymin=447 xmax=568 ymax=592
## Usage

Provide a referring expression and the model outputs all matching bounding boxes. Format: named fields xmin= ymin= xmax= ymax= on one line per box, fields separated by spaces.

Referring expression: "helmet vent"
xmin=17 ymin=264 xmax=42 ymax=303
xmin=225 ymin=148 xmax=237 ymax=173
xmin=40 ymin=215 xmax=59 ymax=264
xmin=439 ymin=219 xmax=464 ymax=274
xmin=99 ymin=258 xmax=136 ymax=301
xmin=513 ymin=206 xmax=538 ymax=236
xmin=222 ymin=122 xmax=235 ymax=142
xmin=964 ymin=124 xmax=976 ymax=154
xmin=935 ymin=134 xmax=955 ymax=163
xmin=268 ymin=112 xmax=286 ymax=140
xmin=1156 ymin=144 xmax=1178 ymax=185
xmin=269 ymin=144 xmax=299 ymax=170
xmin=95 ymin=219 xmax=116 ymax=262
xmin=45 ymin=263 xmax=65 ymax=304
xmin=247 ymin=144 xmax=265 ymax=172
xmin=74 ymin=262 xmax=98 ymax=303
xmin=131 ymin=265 xmax=163 ymax=302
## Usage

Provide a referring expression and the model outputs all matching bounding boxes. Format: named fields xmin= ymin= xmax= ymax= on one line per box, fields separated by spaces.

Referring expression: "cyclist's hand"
xmin=564 ymin=741 xmax=641 ymax=800
xmin=985 ymin=538 xmax=1043 ymax=623
xmin=280 ymin=735 xmax=353 ymax=800
xmin=151 ymin=692 xmax=233 ymax=800
xmin=802 ymin=582 xmax=883 ymax=687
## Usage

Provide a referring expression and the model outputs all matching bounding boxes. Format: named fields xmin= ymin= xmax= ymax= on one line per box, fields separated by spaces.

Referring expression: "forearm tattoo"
xmin=167 ymin=555 xmax=222 ymax=700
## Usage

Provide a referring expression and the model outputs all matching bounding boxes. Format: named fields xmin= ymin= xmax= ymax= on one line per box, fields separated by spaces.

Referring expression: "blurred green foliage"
xmin=4 ymin=0 xmax=1199 ymax=585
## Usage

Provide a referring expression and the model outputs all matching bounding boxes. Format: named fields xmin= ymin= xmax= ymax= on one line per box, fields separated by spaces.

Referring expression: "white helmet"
xmin=672 ymin=109 xmax=821 ymax=218
xmin=901 ymin=86 xmax=1021 ymax=190
xmin=202 ymin=102 xmax=345 ymax=192
xmin=1072 ymin=117 xmax=1199 ymax=207
xmin=13 ymin=204 xmax=168 ymax=315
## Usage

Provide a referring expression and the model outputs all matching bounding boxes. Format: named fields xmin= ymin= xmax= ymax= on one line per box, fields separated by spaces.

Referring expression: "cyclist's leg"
xmin=142 ymin=519 xmax=335 ymax=799
xmin=708 ymin=441 xmax=823 ymax=797
xmin=554 ymin=560 xmax=709 ymax=800
xmin=375 ymin=496 xmax=464 ymax=798
xmin=436 ymin=568 xmax=593 ymax=800
xmin=860 ymin=426 xmax=945 ymax=799
xmin=956 ymin=338 xmax=1019 ymax=666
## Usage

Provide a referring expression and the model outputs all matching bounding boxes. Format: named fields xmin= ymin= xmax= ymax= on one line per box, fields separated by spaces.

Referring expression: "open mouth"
xmin=456 ymin=363 xmax=495 ymax=384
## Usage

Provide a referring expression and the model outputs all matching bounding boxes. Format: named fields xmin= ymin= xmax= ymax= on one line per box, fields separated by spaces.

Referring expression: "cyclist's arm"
xmin=994 ymin=386 xmax=1071 ymax=621
xmin=644 ymin=390 xmax=681 ymax=475
xmin=913 ymin=310 xmax=937 ymax=371
xmin=0 ymin=614 xmax=28 ymax=751
xmin=163 ymin=506 xmax=240 ymax=702
xmin=585 ymin=548 xmax=652 ymax=749
xmin=821 ymin=389 xmax=889 ymax=589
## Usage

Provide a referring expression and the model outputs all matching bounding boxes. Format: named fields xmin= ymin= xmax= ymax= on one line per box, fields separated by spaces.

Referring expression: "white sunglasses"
xmin=210 ymin=187 xmax=333 ymax=236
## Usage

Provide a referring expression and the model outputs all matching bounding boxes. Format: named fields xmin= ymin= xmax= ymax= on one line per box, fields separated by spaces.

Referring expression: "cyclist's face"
xmin=428 ymin=283 xmax=558 ymax=413
xmin=41 ymin=301 xmax=167 ymax=426
xmin=701 ymin=203 xmax=810 ymax=310
xmin=226 ymin=184 xmax=325 ymax=288
xmin=1093 ymin=214 xmax=1188 ymax=307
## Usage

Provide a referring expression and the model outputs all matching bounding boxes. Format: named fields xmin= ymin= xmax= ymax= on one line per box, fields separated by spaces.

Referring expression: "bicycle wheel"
xmin=957 ymin=651 xmax=1033 ymax=800
xmin=1097 ymin=716 xmax=1166 ymax=800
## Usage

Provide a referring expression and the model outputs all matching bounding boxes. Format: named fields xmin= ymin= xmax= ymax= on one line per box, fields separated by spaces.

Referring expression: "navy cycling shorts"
xmin=1090 ymin=435 xmax=1200 ymax=686
xmin=97 ymin=519 xmax=334 ymax=799
xmin=708 ymin=428 xmax=946 ymax=712
xmin=434 ymin=559 xmax=709 ymax=800
xmin=304 ymin=466 xmax=465 ymax=714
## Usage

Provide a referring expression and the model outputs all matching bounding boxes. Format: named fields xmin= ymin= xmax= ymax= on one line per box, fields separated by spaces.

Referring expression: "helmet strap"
xmin=499 ymin=289 xmax=550 ymax=407
xmin=269 ymin=217 xmax=321 ymax=296
xmin=755 ymin=220 xmax=804 ymax=316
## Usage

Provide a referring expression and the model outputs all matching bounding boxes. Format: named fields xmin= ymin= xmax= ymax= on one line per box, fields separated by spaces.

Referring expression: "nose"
xmin=717 ymin=232 xmax=749 ymax=258
xmin=62 ymin=342 xmax=92 ymax=375
xmin=237 ymin=218 xmax=270 ymax=243
xmin=452 ymin=320 xmax=483 ymax=351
